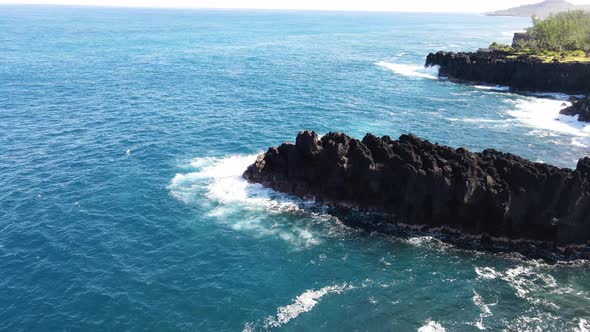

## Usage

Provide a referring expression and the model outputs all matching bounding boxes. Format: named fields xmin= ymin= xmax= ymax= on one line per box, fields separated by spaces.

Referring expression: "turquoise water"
xmin=1 ymin=5 xmax=590 ymax=331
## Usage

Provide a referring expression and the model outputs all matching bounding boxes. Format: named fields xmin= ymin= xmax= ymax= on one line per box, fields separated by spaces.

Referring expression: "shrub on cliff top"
xmin=489 ymin=42 xmax=513 ymax=52
xmin=527 ymin=10 xmax=590 ymax=52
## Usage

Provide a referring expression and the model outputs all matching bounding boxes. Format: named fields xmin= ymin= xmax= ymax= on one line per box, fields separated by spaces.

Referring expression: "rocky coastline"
xmin=244 ymin=131 xmax=590 ymax=260
xmin=425 ymin=50 xmax=590 ymax=95
xmin=560 ymin=95 xmax=590 ymax=122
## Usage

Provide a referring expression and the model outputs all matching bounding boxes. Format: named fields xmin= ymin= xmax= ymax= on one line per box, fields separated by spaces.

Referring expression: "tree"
xmin=528 ymin=11 xmax=590 ymax=52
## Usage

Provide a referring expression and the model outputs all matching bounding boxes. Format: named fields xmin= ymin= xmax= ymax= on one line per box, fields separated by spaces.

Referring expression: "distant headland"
xmin=487 ymin=0 xmax=590 ymax=18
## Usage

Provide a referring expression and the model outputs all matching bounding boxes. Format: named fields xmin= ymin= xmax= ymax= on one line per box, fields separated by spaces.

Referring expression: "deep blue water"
xmin=1 ymin=5 xmax=590 ymax=331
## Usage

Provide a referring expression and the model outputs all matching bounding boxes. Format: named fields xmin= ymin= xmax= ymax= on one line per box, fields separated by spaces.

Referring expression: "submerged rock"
xmin=244 ymin=131 xmax=590 ymax=256
xmin=425 ymin=50 xmax=590 ymax=94
xmin=560 ymin=95 xmax=590 ymax=122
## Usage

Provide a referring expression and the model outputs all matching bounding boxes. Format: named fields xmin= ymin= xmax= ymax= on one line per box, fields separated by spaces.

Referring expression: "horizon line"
xmin=0 ymin=3 xmax=502 ymax=15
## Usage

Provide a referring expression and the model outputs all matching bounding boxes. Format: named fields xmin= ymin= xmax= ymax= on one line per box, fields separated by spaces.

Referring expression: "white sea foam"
xmin=376 ymin=61 xmax=439 ymax=80
xmin=169 ymin=154 xmax=299 ymax=211
xmin=506 ymin=96 xmax=590 ymax=142
xmin=472 ymin=290 xmax=494 ymax=330
xmin=261 ymin=283 xmax=355 ymax=329
xmin=502 ymin=265 xmax=558 ymax=299
xmin=168 ymin=154 xmax=349 ymax=248
xmin=418 ymin=320 xmax=446 ymax=332
xmin=447 ymin=117 xmax=509 ymax=125
xmin=474 ymin=264 xmax=576 ymax=313
xmin=575 ymin=318 xmax=590 ymax=332
xmin=473 ymin=85 xmax=510 ymax=92
xmin=572 ymin=138 xmax=589 ymax=148
xmin=475 ymin=267 xmax=500 ymax=280
xmin=402 ymin=235 xmax=453 ymax=252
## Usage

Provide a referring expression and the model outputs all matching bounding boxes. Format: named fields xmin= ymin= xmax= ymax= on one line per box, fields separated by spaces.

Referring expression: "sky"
xmin=1 ymin=0 xmax=590 ymax=13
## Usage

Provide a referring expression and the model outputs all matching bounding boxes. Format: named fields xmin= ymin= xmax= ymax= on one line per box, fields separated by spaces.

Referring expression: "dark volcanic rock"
xmin=560 ymin=95 xmax=590 ymax=122
xmin=425 ymin=50 xmax=590 ymax=94
xmin=244 ymin=131 xmax=590 ymax=252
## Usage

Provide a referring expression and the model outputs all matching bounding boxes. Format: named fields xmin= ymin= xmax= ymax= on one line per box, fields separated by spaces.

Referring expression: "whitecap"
xmin=376 ymin=61 xmax=439 ymax=80
xmin=575 ymin=318 xmax=590 ymax=332
xmin=418 ymin=320 xmax=446 ymax=332
xmin=475 ymin=267 xmax=500 ymax=280
xmin=472 ymin=290 xmax=494 ymax=330
xmin=473 ymin=85 xmax=510 ymax=92
xmin=447 ymin=117 xmax=509 ymax=124
xmin=495 ymin=264 xmax=561 ymax=308
xmin=380 ymin=257 xmax=392 ymax=266
xmin=261 ymin=283 xmax=355 ymax=329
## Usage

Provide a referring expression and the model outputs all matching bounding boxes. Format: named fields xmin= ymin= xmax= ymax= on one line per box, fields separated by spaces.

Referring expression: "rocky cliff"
xmin=425 ymin=51 xmax=590 ymax=94
xmin=244 ymin=131 xmax=590 ymax=255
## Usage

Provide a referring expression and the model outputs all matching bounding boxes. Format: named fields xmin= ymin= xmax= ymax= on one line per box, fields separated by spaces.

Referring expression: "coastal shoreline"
xmin=332 ymin=209 xmax=590 ymax=262
xmin=425 ymin=50 xmax=590 ymax=95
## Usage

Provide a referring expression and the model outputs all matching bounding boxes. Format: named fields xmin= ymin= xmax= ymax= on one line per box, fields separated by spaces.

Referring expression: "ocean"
xmin=1 ymin=5 xmax=589 ymax=331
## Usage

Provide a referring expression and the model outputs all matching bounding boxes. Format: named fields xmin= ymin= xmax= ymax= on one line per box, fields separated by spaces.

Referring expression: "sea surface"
xmin=1 ymin=5 xmax=589 ymax=331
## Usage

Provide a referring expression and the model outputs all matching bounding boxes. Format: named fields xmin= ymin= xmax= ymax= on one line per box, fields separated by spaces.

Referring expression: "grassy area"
xmin=489 ymin=43 xmax=590 ymax=63
xmin=537 ymin=54 xmax=590 ymax=63
xmin=517 ymin=51 xmax=590 ymax=63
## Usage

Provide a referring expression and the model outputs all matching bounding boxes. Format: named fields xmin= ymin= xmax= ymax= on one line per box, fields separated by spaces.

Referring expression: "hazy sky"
xmin=2 ymin=0 xmax=590 ymax=13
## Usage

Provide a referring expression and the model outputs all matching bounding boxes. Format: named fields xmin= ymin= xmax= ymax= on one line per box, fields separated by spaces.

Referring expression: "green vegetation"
xmin=489 ymin=10 xmax=590 ymax=63
xmin=489 ymin=42 xmax=513 ymax=52
xmin=528 ymin=10 xmax=590 ymax=52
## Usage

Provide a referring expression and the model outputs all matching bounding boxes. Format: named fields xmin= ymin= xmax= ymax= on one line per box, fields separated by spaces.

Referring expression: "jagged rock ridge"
xmin=244 ymin=131 xmax=590 ymax=251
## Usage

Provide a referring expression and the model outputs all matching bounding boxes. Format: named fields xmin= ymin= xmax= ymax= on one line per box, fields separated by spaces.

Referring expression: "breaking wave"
xmin=473 ymin=85 xmax=510 ymax=92
xmin=506 ymin=96 xmax=590 ymax=144
xmin=472 ymin=290 xmax=494 ymax=330
xmin=418 ymin=320 xmax=446 ymax=332
xmin=244 ymin=283 xmax=355 ymax=331
xmin=167 ymin=154 xmax=350 ymax=248
xmin=376 ymin=61 xmax=439 ymax=80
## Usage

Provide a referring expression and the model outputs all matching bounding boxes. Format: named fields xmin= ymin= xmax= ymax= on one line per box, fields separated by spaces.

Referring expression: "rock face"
xmin=560 ymin=95 xmax=590 ymax=122
xmin=425 ymin=51 xmax=590 ymax=94
xmin=512 ymin=32 xmax=533 ymax=48
xmin=244 ymin=131 xmax=590 ymax=249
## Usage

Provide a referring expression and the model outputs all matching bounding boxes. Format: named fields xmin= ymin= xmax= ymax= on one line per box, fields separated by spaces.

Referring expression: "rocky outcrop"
xmin=244 ymin=131 xmax=590 ymax=255
xmin=425 ymin=50 xmax=590 ymax=94
xmin=512 ymin=32 xmax=532 ymax=48
xmin=560 ymin=95 xmax=590 ymax=122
